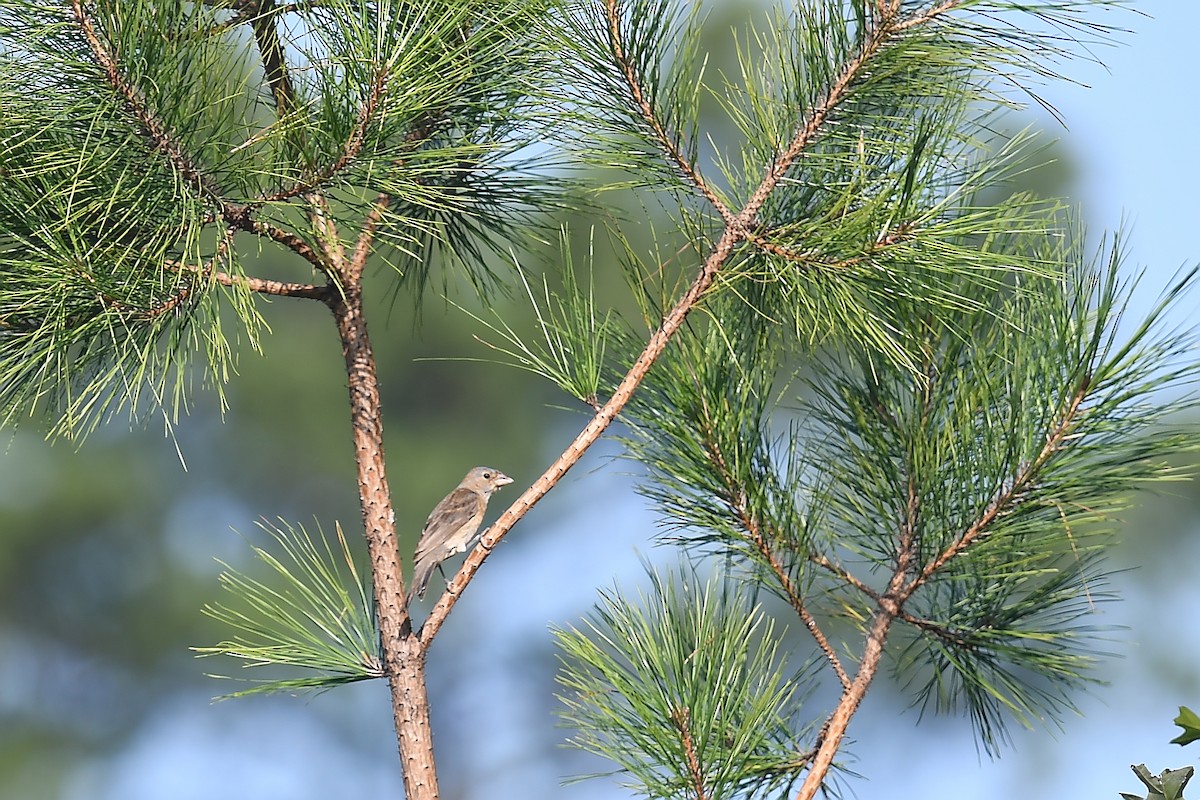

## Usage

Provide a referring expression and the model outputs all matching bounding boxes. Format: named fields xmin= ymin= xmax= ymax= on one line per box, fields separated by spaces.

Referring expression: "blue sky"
xmin=1048 ymin=2 xmax=1198 ymax=302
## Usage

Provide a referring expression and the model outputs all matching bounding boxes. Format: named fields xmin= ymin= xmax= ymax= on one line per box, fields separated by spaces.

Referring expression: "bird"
xmin=408 ymin=466 xmax=513 ymax=603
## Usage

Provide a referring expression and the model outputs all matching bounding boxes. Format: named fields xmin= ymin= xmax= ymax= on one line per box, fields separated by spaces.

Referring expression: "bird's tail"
xmin=407 ymin=558 xmax=436 ymax=605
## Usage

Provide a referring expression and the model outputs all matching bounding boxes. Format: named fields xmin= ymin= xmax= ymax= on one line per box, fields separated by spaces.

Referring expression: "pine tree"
xmin=1 ymin=2 xmax=1194 ymax=798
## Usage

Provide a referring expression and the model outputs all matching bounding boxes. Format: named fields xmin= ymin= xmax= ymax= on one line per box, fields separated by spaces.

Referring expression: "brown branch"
xmin=809 ymin=553 xmax=880 ymax=602
xmin=70 ymin=3 xmax=332 ymax=274
xmin=796 ymin=361 xmax=928 ymax=800
xmin=161 ymin=232 xmax=331 ymax=302
xmin=244 ymin=3 xmax=354 ymax=275
xmin=240 ymin=10 xmax=410 ymax=778
xmin=248 ymin=2 xmax=299 ymax=119
xmin=795 ymin=591 xmax=901 ymax=800
xmin=308 ymin=195 xmax=349 ymax=272
xmin=59 ymin=272 xmax=186 ymax=323
xmin=898 ymin=613 xmax=978 ymax=648
xmin=3 ymin=231 xmax=326 ymax=327
xmin=326 ymin=283 xmax=437 ymax=799
xmin=223 ymin=207 xmax=329 ymax=271
xmin=670 ymin=706 xmax=709 ymax=800
xmin=214 ymin=271 xmax=331 ymax=300
xmin=258 ymin=68 xmax=391 ymax=203
xmin=683 ymin=372 xmax=852 ymax=691
xmin=348 ymin=193 xmax=392 ymax=282
xmin=794 ymin=475 xmax=921 ymax=800
xmin=746 ymin=521 xmax=851 ymax=690
xmin=141 ymin=287 xmax=191 ymax=319
xmin=894 ymin=0 xmax=960 ymax=33
xmin=794 ymin=300 xmax=1088 ymax=800
xmin=208 ymin=1 xmax=322 ymax=35
xmin=783 ymin=5 xmax=972 ymax=780
xmin=242 ymin=0 xmax=396 ymax=205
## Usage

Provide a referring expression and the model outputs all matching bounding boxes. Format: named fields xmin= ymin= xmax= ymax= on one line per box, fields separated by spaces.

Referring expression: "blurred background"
xmin=2 ymin=2 xmax=1197 ymax=798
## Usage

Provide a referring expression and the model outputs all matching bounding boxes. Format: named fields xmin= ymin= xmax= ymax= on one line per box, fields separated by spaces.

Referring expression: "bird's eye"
xmin=482 ymin=471 xmax=493 ymax=479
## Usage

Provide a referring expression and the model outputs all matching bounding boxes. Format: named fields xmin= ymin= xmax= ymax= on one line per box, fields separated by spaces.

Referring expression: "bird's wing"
xmin=414 ymin=487 xmax=482 ymax=561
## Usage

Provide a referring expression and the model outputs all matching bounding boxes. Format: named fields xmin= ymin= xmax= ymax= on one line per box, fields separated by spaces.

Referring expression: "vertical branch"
xmin=795 ymin=600 xmax=900 ymax=800
xmin=796 ymin=414 xmax=925 ymax=800
xmin=794 ymin=527 xmax=917 ymax=800
xmin=244 ymin=0 xmax=349 ymax=263
xmin=326 ymin=283 xmax=437 ymax=800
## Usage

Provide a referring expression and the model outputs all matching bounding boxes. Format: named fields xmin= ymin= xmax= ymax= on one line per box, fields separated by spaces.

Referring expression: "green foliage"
xmin=555 ymin=0 xmax=1096 ymax=375
xmin=448 ymin=228 xmax=618 ymax=409
xmin=830 ymin=258 xmax=1198 ymax=743
xmin=554 ymin=567 xmax=814 ymax=800
xmin=1117 ymin=710 xmax=1198 ymax=800
xmin=1121 ymin=765 xmax=1194 ymax=800
xmin=622 ymin=237 xmax=1199 ymax=753
xmin=1174 ymin=707 xmax=1200 ymax=747
xmin=0 ymin=0 xmax=560 ymax=438
xmin=542 ymin=0 xmax=1200 ymax=790
xmin=194 ymin=519 xmax=382 ymax=697
xmin=2 ymin=0 xmax=1194 ymax=797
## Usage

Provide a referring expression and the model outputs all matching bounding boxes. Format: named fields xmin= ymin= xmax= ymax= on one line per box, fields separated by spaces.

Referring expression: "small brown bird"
xmin=408 ymin=466 xmax=513 ymax=602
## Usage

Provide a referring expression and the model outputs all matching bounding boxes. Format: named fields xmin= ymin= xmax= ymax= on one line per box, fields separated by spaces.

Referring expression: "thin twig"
xmin=206 ymin=1 xmax=324 ymax=36
xmin=793 ymin=482 xmax=920 ymax=800
xmin=604 ymin=1 xmax=735 ymax=224
xmin=894 ymin=0 xmax=960 ymax=33
xmin=244 ymin=2 xmax=345 ymax=270
xmin=214 ymin=271 xmax=330 ymax=300
xmin=669 ymin=707 xmax=709 ymax=800
xmin=71 ymin=1 xmax=224 ymax=202
xmin=745 ymin=520 xmax=851 ymax=690
xmin=249 ymin=2 xmax=300 ymax=120
xmin=744 ymin=223 xmax=916 ymax=271
xmin=683 ymin=367 xmax=851 ymax=690
xmin=809 ymin=553 xmax=879 ymax=601
xmin=349 ymin=193 xmax=392 ymax=282
xmin=259 ymin=67 xmax=391 ymax=203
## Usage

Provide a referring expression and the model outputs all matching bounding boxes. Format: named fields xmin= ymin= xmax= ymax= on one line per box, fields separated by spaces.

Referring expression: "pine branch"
xmin=420 ymin=0 xmax=938 ymax=644
xmin=669 ymin=706 xmax=710 ymax=800
xmin=685 ymin=374 xmax=851 ymax=690
xmin=905 ymin=375 xmax=1092 ymax=597
xmin=349 ymin=193 xmax=392 ymax=282
xmin=194 ymin=518 xmax=383 ymax=695
xmin=247 ymin=1 xmax=301 ymax=121
xmin=604 ymin=0 xmax=733 ymax=223
xmin=555 ymin=568 xmax=810 ymax=800
xmin=70 ymin=0 xmax=226 ymax=203
xmin=69 ymin=1 xmax=333 ymax=272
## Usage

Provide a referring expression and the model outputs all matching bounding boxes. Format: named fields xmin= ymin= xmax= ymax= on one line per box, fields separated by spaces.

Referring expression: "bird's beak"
xmin=496 ymin=473 xmax=514 ymax=487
